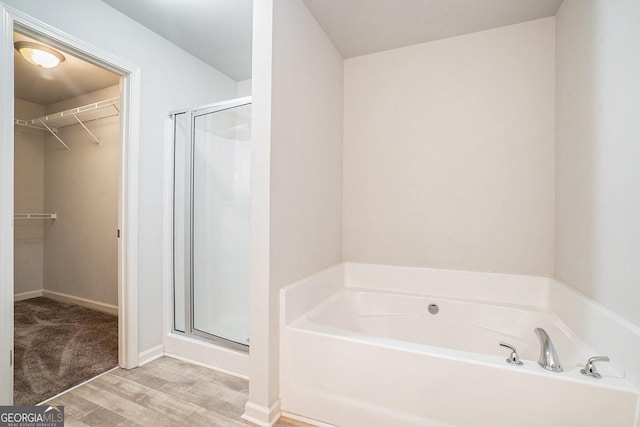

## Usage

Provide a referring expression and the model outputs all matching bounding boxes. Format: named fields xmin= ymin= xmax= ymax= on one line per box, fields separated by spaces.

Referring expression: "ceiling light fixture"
xmin=14 ymin=41 xmax=65 ymax=68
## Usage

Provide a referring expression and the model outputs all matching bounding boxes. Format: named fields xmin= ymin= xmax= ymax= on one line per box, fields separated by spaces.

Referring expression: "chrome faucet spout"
xmin=534 ymin=328 xmax=563 ymax=373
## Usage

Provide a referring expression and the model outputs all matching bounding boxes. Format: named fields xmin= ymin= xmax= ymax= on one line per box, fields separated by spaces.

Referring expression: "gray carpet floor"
xmin=13 ymin=297 xmax=118 ymax=405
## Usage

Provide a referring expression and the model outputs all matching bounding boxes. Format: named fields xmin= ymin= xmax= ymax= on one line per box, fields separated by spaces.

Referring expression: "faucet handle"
xmin=499 ymin=342 xmax=523 ymax=365
xmin=580 ymin=356 xmax=610 ymax=379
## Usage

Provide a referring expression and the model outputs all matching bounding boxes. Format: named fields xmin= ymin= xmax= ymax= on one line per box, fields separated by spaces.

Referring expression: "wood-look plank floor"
xmin=47 ymin=357 xmax=314 ymax=427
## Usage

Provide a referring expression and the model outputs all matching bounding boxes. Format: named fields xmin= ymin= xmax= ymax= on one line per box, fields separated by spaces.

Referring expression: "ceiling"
xmin=101 ymin=0 xmax=253 ymax=81
xmin=302 ymin=0 xmax=564 ymax=58
xmin=98 ymin=0 xmax=562 ymax=82
xmin=14 ymin=33 xmax=120 ymax=106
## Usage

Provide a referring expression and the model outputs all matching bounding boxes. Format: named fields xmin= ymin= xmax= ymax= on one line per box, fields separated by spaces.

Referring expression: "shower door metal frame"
xmin=171 ymin=96 xmax=251 ymax=353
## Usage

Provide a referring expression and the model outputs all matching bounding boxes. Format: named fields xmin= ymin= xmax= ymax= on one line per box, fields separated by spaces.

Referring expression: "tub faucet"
xmin=534 ymin=328 xmax=562 ymax=373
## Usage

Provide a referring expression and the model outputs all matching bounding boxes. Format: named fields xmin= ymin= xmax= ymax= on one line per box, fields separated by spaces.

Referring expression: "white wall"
xmin=4 ymin=0 xmax=238 ymax=353
xmin=555 ymin=0 xmax=640 ymax=326
xmin=237 ymin=79 xmax=252 ymax=97
xmin=270 ymin=0 xmax=343 ymax=288
xmin=14 ymin=99 xmax=45 ymax=296
xmin=246 ymin=0 xmax=343 ymax=423
xmin=43 ymin=86 xmax=119 ymax=307
xmin=343 ymin=18 xmax=556 ymax=276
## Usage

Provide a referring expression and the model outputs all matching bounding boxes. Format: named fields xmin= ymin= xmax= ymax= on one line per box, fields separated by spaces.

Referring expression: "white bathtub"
xmin=280 ymin=263 xmax=640 ymax=427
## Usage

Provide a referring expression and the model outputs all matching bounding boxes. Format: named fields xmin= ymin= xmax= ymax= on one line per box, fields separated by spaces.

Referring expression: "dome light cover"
xmin=15 ymin=41 xmax=65 ymax=68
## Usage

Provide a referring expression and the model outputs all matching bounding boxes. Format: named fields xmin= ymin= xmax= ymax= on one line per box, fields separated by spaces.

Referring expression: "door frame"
xmin=0 ymin=3 xmax=141 ymax=404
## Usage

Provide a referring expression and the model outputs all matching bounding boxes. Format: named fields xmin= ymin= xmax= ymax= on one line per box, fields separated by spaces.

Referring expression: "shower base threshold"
xmin=164 ymin=331 xmax=249 ymax=377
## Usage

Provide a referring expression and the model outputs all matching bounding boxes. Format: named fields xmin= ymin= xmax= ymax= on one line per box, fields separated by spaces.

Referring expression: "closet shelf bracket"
xmin=71 ymin=112 xmax=100 ymax=145
xmin=39 ymin=119 xmax=70 ymax=150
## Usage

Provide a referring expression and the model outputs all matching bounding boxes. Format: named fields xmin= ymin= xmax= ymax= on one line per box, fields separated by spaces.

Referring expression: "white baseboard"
xmin=14 ymin=290 xmax=43 ymax=301
xmin=42 ymin=290 xmax=118 ymax=315
xmin=242 ymin=400 xmax=282 ymax=427
xmin=138 ymin=344 xmax=164 ymax=366
xmin=280 ymin=412 xmax=336 ymax=427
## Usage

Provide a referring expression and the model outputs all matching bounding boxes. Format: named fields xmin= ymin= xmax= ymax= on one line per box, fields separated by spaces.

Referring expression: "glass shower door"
xmin=191 ymin=103 xmax=251 ymax=346
xmin=173 ymin=98 xmax=251 ymax=349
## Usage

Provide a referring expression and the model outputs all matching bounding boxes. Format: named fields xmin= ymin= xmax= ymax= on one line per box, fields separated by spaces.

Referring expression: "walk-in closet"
xmin=13 ymin=31 xmax=121 ymax=405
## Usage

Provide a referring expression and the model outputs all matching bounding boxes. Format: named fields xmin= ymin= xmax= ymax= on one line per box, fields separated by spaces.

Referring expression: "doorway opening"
xmin=13 ymin=30 xmax=121 ymax=405
xmin=1 ymin=6 xmax=140 ymax=406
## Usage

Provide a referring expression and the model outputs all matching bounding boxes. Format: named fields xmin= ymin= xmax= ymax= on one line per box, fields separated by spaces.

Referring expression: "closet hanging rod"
xmin=14 ymin=213 xmax=57 ymax=220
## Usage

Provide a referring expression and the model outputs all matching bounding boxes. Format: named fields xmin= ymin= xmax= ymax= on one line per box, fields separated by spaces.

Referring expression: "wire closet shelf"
xmin=14 ymin=213 xmax=57 ymax=220
xmin=13 ymin=97 xmax=120 ymax=150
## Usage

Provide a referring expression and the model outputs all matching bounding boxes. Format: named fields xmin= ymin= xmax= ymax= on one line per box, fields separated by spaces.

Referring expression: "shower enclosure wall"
xmin=172 ymin=97 xmax=251 ymax=352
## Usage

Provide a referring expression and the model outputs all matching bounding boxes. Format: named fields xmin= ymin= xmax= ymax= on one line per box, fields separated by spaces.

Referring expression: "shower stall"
xmin=171 ymin=97 xmax=251 ymax=351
